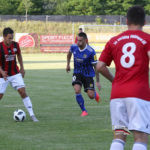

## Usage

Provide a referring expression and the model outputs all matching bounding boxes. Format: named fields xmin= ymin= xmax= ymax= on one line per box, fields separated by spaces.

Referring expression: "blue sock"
xmin=94 ymin=91 xmax=96 ymax=99
xmin=76 ymin=94 xmax=86 ymax=112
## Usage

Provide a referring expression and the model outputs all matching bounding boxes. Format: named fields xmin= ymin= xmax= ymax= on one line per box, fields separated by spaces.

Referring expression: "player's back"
xmin=108 ymin=30 xmax=150 ymax=100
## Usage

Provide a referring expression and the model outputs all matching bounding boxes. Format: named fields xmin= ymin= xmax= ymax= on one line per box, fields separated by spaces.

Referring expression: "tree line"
xmin=0 ymin=0 xmax=150 ymax=15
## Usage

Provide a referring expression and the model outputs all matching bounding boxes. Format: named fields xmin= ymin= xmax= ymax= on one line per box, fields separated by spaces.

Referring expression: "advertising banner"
xmin=40 ymin=35 xmax=73 ymax=53
xmin=15 ymin=33 xmax=38 ymax=48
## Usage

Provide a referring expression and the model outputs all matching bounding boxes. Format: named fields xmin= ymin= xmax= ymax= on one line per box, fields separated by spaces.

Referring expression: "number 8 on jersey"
xmin=120 ymin=42 xmax=136 ymax=68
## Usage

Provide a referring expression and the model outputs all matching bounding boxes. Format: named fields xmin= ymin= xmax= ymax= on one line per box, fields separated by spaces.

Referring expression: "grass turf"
xmin=0 ymin=54 xmax=148 ymax=150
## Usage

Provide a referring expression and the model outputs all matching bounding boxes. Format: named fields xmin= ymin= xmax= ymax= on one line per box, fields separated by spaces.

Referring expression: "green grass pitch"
xmin=0 ymin=54 xmax=148 ymax=150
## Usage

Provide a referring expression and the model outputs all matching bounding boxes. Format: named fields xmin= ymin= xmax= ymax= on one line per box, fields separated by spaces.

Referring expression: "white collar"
xmin=79 ymin=44 xmax=87 ymax=52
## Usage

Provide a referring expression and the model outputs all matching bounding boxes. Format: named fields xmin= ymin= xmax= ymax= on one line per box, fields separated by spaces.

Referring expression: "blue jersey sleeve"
xmin=70 ymin=44 xmax=77 ymax=53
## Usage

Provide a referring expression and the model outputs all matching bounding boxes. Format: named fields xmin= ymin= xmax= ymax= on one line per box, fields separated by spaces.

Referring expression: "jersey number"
xmin=120 ymin=42 xmax=136 ymax=68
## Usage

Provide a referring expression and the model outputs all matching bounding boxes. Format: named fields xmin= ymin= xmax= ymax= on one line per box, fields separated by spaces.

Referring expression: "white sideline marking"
xmin=2 ymin=105 xmax=24 ymax=108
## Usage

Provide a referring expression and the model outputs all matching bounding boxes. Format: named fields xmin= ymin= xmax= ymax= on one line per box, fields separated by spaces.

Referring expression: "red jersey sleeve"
xmin=145 ymin=41 xmax=150 ymax=52
xmin=99 ymin=41 xmax=113 ymax=66
xmin=16 ymin=42 xmax=21 ymax=55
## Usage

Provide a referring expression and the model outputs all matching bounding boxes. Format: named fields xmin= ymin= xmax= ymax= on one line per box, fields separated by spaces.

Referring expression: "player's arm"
xmin=17 ymin=52 xmax=25 ymax=78
xmin=66 ymin=51 xmax=72 ymax=73
xmin=16 ymin=43 xmax=25 ymax=77
xmin=96 ymin=61 xmax=114 ymax=83
xmin=0 ymin=66 xmax=7 ymax=80
xmin=148 ymin=51 xmax=150 ymax=60
xmin=0 ymin=54 xmax=7 ymax=80
xmin=91 ymin=51 xmax=101 ymax=90
xmin=93 ymin=64 xmax=101 ymax=91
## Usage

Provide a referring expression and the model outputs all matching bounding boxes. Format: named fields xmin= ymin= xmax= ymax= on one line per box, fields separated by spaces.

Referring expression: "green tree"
xmin=0 ymin=0 xmax=20 ymax=15
xmin=17 ymin=0 xmax=33 ymax=21
xmin=105 ymin=0 xmax=134 ymax=15
xmin=144 ymin=0 xmax=150 ymax=14
xmin=42 ymin=0 xmax=57 ymax=15
xmin=55 ymin=0 xmax=106 ymax=15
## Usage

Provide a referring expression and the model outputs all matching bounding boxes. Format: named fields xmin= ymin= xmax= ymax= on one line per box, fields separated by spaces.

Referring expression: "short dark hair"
xmin=3 ymin=27 xmax=14 ymax=36
xmin=127 ymin=6 xmax=145 ymax=26
xmin=78 ymin=32 xmax=87 ymax=39
xmin=79 ymin=28 xmax=83 ymax=31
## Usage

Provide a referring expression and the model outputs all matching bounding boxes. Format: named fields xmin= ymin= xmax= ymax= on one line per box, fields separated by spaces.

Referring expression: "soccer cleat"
xmin=30 ymin=115 xmax=39 ymax=122
xmin=95 ymin=92 xmax=100 ymax=103
xmin=81 ymin=111 xmax=88 ymax=117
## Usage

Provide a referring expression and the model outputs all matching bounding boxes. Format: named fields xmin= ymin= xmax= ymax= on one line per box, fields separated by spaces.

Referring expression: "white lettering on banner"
xmin=19 ymin=35 xmax=35 ymax=47
xmin=41 ymin=35 xmax=73 ymax=43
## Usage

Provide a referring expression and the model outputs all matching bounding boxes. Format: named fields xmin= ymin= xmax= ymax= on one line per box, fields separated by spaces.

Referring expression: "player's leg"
xmin=0 ymin=94 xmax=3 ymax=99
xmin=72 ymin=74 xmax=88 ymax=116
xmin=125 ymin=98 xmax=150 ymax=150
xmin=10 ymin=73 xmax=38 ymax=122
xmin=84 ymin=77 xmax=100 ymax=102
xmin=17 ymin=87 xmax=38 ymax=122
xmin=0 ymin=78 xmax=9 ymax=100
xmin=110 ymin=98 xmax=129 ymax=150
xmin=110 ymin=130 xmax=127 ymax=150
xmin=132 ymin=131 xmax=148 ymax=150
xmin=87 ymin=90 xmax=94 ymax=99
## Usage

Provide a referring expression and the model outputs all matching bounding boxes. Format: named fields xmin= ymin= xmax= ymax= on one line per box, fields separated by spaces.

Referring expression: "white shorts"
xmin=110 ymin=97 xmax=150 ymax=134
xmin=0 ymin=73 xmax=25 ymax=94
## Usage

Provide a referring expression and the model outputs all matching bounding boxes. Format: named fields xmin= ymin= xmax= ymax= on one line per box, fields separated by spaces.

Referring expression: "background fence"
xmin=0 ymin=15 xmax=129 ymax=24
xmin=1 ymin=15 xmax=150 ymax=53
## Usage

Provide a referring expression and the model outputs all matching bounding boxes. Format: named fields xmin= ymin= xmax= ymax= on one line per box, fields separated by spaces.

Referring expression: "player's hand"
xmin=20 ymin=68 xmax=25 ymax=78
xmin=1 ymin=71 xmax=8 ymax=81
xmin=66 ymin=65 xmax=71 ymax=73
xmin=96 ymin=82 xmax=101 ymax=91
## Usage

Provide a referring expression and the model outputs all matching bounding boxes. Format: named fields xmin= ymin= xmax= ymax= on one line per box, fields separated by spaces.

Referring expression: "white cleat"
xmin=30 ymin=115 xmax=39 ymax=122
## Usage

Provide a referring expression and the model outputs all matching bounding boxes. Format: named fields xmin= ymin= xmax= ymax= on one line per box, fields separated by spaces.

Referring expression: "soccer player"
xmin=66 ymin=32 xmax=101 ymax=116
xmin=0 ymin=27 xmax=38 ymax=122
xmin=97 ymin=6 xmax=150 ymax=150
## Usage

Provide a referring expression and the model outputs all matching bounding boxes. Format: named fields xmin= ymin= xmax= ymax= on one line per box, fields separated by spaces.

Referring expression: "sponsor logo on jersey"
xmin=83 ymin=54 xmax=87 ymax=58
xmin=90 ymin=83 xmax=93 ymax=87
xmin=76 ymin=58 xmax=83 ymax=63
xmin=13 ymin=48 xmax=17 ymax=52
xmin=94 ymin=55 xmax=97 ymax=61
xmin=5 ymin=54 xmax=16 ymax=61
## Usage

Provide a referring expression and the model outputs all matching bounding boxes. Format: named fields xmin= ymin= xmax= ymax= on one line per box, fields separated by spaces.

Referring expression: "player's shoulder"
xmin=139 ymin=31 xmax=150 ymax=41
xmin=109 ymin=31 xmax=127 ymax=42
xmin=12 ymin=41 xmax=19 ymax=46
xmin=105 ymin=32 xmax=123 ymax=46
xmin=70 ymin=44 xmax=78 ymax=49
xmin=86 ymin=45 xmax=95 ymax=53
xmin=71 ymin=44 xmax=78 ymax=47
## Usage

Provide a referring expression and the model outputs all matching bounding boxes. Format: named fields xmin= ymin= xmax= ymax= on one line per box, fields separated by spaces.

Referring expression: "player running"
xmin=0 ymin=27 xmax=38 ymax=122
xmin=66 ymin=32 xmax=101 ymax=116
xmin=97 ymin=6 xmax=150 ymax=150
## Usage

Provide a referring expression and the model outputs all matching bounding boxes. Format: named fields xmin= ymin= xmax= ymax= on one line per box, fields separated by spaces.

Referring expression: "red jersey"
xmin=0 ymin=41 xmax=21 ymax=77
xmin=99 ymin=30 xmax=150 ymax=101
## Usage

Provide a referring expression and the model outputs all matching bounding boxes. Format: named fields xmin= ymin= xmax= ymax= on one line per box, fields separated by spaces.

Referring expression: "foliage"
xmin=0 ymin=0 xmax=149 ymax=15
xmin=17 ymin=0 xmax=33 ymax=16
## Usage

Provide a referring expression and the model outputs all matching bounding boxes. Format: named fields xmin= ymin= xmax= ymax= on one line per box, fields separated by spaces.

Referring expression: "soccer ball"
xmin=13 ymin=109 xmax=26 ymax=122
